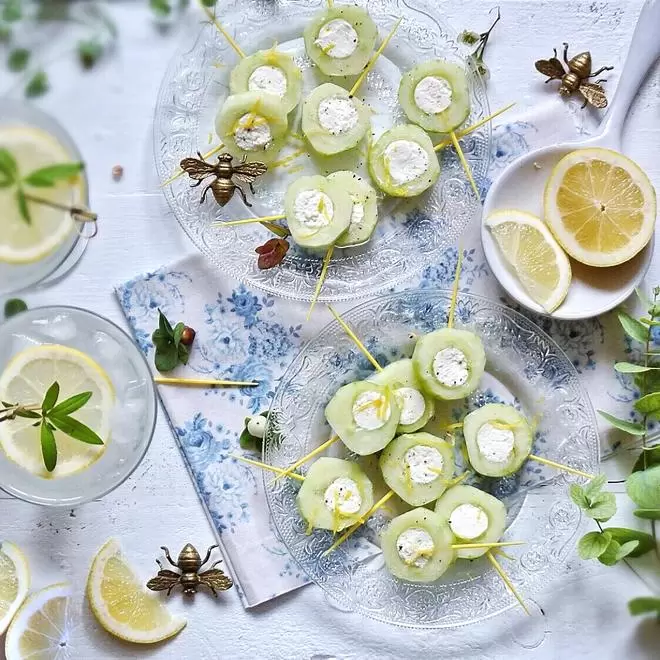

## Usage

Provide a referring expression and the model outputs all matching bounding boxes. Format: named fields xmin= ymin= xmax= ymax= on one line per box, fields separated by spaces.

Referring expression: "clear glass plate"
xmin=264 ymin=290 xmax=599 ymax=628
xmin=154 ymin=0 xmax=490 ymax=302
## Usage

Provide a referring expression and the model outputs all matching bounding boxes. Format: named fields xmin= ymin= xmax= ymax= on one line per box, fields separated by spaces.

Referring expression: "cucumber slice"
xmin=463 ymin=403 xmax=533 ymax=477
xmin=303 ymin=6 xmax=378 ymax=77
xmin=434 ymin=485 xmax=506 ymax=558
xmin=380 ymin=508 xmax=455 ymax=582
xmin=215 ymin=91 xmax=289 ymax=164
xmin=283 ymin=174 xmax=353 ymax=249
xmin=302 ymin=83 xmax=370 ymax=156
xmin=325 ymin=380 xmax=401 ymax=455
xmin=368 ymin=124 xmax=440 ymax=197
xmin=328 ymin=171 xmax=379 ymax=248
xmin=379 ymin=432 xmax=454 ymax=506
xmin=412 ymin=328 xmax=486 ymax=400
xmin=368 ymin=359 xmax=434 ymax=433
xmin=296 ymin=457 xmax=374 ymax=532
xmin=399 ymin=60 xmax=471 ymax=133
xmin=229 ymin=47 xmax=302 ymax=114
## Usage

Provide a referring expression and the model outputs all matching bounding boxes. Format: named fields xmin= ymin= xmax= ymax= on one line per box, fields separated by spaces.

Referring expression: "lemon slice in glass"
xmin=4 ymin=583 xmax=74 ymax=660
xmin=0 ymin=126 xmax=84 ymax=265
xmin=486 ymin=209 xmax=572 ymax=313
xmin=87 ymin=539 xmax=186 ymax=644
xmin=0 ymin=345 xmax=114 ymax=478
xmin=544 ymin=147 xmax=656 ymax=267
xmin=0 ymin=541 xmax=30 ymax=636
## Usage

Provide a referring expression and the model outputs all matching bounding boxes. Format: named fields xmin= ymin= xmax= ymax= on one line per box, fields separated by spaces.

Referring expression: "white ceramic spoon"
xmin=482 ymin=0 xmax=660 ymax=320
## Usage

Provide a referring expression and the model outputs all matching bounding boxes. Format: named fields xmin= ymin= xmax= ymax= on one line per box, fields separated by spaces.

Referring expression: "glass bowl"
xmin=0 ymin=99 xmax=91 ymax=297
xmin=0 ymin=307 xmax=157 ymax=506
xmin=264 ymin=289 xmax=599 ymax=628
xmin=154 ymin=0 xmax=491 ymax=302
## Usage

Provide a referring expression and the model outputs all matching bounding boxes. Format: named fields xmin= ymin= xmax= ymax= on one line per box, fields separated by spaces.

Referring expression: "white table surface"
xmin=1 ymin=1 xmax=659 ymax=658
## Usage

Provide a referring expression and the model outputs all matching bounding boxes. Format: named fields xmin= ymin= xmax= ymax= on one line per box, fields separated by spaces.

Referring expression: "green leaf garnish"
xmin=618 ymin=311 xmax=649 ymax=344
xmin=597 ymin=410 xmax=646 ymax=436
xmin=158 ymin=309 xmax=174 ymax=337
xmin=602 ymin=528 xmax=655 ymax=557
xmin=7 ymin=46 xmax=29 ymax=71
xmin=25 ymin=70 xmax=48 ymax=98
xmin=23 ymin=162 xmax=83 ymax=187
xmin=77 ymin=39 xmax=104 ymax=69
xmin=150 ymin=0 xmax=172 ymax=17
xmin=0 ymin=148 xmax=18 ymax=185
xmin=614 ymin=362 xmax=658 ymax=374
xmin=4 ymin=298 xmax=27 ymax=319
xmin=2 ymin=0 xmax=22 ymax=22
xmin=628 ymin=597 xmax=660 ymax=617
xmin=632 ymin=509 xmax=660 ymax=520
xmin=40 ymin=421 xmax=57 ymax=472
xmin=569 ymin=476 xmax=617 ymax=522
xmin=41 ymin=381 xmax=60 ymax=412
xmin=577 ymin=531 xmax=611 ymax=560
xmin=155 ymin=343 xmax=178 ymax=372
xmin=48 ymin=413 xmax=104 ymax=445
xmin=634 ymin=392 xmax=660 ymax=415
xmin=632 ymin=445 xmax=660 ymax=473
xmin=626 ymin=465 xmax=660 ymax=509
xmin=50 ymin=391 xmax=92 ymax=416
xmin=152 ymin=310 xmax=194 ymax=372
xmin=16 ymin=187 xmax=30 ymax=224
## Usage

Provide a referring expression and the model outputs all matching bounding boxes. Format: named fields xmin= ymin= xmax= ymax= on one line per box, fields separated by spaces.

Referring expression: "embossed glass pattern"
xmin=154 ymin=0 xmax=491 ymax=301
xmin=264 ymin=290 xmax=599 ymax=627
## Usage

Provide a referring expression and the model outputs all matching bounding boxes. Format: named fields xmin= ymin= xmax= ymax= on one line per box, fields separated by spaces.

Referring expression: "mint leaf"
xmin=16 ymin=187 xmax=30 ymax=224
xmin=584 ymin=473 xmax=607 ymax=499
xmin=632 ymin=446 xmax=660 ymax=473
xmin=618 ymin=311 xmax=649 ymax=344
xmin=628 ymin=597 xmax=660 ymax=616
xmin=157 ymin=309 xmax=174 ymax=338
xmin=626 ymin=465 xmax=660 ymax=509
xmin=40 ymin=421 xmax=57 ymax=472
xmin=42 ymin=382 xmax=60 ymax=412
xmin=177 ymin=342 xmax=190 ymax=365
xmin=585 ymin=492 xmax=617 ymax=522
xmin=24 ymin=162 xmax=84 ymax=187
xmin=597 ymin=410 xmax=646 ymax=436
xmin=48 ymin=413 xmax=103 ymax=445
xmin=633 ymin=509 xmax=660 ymax=520
xmin=150 ymin=0 xmax=171 ymax=16
xmin=155 ymin=342 xmax=178 ymax=372
xmin=7 ymin=47 xmax=29 ymax=72
xmin=200 ymin=0 xmax=216 ymax=6
xmin=577 ymin=531 xmax=611 ymax=560
xmin=173 ymin=322 xmax=185 ymax=347
xmin=4 ymin=298 xmax=27 ymax=318
xmin=615 ymin=540 xmax=639 ymax=561
xmin=614 ymin=362 xmax=658 ymax=374
xmin=50 ymin=392 xmax=92 ymax=416
xmin=603 ymin=528 xmax=655 ymax=557
xmin=569 ymin=483 xmax=589 ymax=509
xmin=77 ymin=39 xmax=103 ymax=69
xmin=598 ymin=538 xmax=621 ymax=566
xmin=2 ymin=0 xmax=22 ymax=22
xmin=25 ymin=70 xmax=48 ymax=98
xmin=634 ymin=392 xmax=660 ymax=415
xmin=0 ymin=148 xmax=18 ymax=185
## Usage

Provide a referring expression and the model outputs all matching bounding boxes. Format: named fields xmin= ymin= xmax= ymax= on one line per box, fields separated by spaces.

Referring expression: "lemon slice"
xmin=486 ymin=209 xmax=572 ymax=312
xmin=0 ymin=541 xmax=30 ymax=636
xmin=544 ymin=147 xmax=656 ymax=266
xmin=87 ymin=539 xmax=186 ymax=644
xmin=0 ymin=345 xmax=114 ymax=478
xmin=0 ymin=126 xmax=84 ymax=265
xmin=4 ymin=583 xmax=74 ymax=660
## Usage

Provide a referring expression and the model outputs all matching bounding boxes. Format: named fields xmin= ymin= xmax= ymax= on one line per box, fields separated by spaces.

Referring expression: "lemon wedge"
xmin=0 ymin=126 xmax=85 ymax=265
xmin=87 ymin=539 xmax=186 ymax=644
xmin=0 ymin=345 xmax=114 ymax=478
xmin=0 ymin=541 xmax=30 ymax=636
xmin=4 ymin=583 xmax=74 ymax=660
xmin=544 ymin=147 xmax=656 ymax=266
xmin=486 ymin=209 xmax=572 ymax=312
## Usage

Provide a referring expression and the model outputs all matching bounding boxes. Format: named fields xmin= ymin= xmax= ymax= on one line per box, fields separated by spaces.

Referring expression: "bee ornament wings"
xmin=535 ymin=55 xmax=566 ymax=82
xmin=146 ymin=569 xmax=181 ymax=595
xmin=198 ymin=567 xmax=234 ymax=596
xmin=579 ymin=82 xmax=608 ymax=108
xmin=179 ymin=154 xmax=217 ymax=182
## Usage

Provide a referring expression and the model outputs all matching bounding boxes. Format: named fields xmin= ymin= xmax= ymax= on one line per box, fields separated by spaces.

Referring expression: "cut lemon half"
xmin=87 ymin=539 xmax=186 ymax=644
xmin=0 ymin=345 xmax=114 ymax=478
xmin=0 ymin=126 xmax=85 ymax=265
xmin=544 ymin=147 xmax=656 ymax=266
xmin=486 ymin=209 xmax=572 ymax=312
xmin=0 ymin=541 xmax=30 ymax=635
xmin=4 ymin=583 xmax=74 ymax=660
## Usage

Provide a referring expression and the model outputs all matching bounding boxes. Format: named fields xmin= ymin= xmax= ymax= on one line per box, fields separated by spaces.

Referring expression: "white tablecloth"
xmin=1 ymin=2 xmax=659 ymax=658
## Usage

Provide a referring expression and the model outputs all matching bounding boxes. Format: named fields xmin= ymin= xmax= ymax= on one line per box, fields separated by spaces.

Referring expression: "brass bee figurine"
xmin=180 ymin=152 xmax=267 ymax=207
xmin=535 ymin=43 xmax=613 ymax=108
xmin=146 ymin=544 xmax=233 ymax=597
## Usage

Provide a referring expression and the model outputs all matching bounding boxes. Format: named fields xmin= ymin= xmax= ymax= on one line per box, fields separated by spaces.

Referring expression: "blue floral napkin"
xmin=116 ymin=98 xmax=657 ymax=608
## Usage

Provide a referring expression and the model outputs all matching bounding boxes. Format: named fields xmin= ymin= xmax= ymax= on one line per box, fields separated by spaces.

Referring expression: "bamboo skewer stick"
xmin=528 ymin=454 xmax=595 ymax=480
xmin=349 ymin=18 xmax=402 ymax=97
xmin=447 ymin=246 xmax=464 ymax=329
xmin=212 ymin=214 xmax=287 ymax=228
xmin=307 ymin=245 xmax=334 ymax=321
xmin=232 ymin=454 xmax=305 ymax=481
xmin=486 ymin=550 xmax=530 ymax=615
xmin=433 ymin=103 xmax=516 ymax=151
xmin=199 ymin=0 xmax=246 ymax=58
xmin=154 ymin=377 xmax=258 ymax=387
xmin=327 ymin=305 xmax=383 ymax=372
xmin=450 ymin=131 xmax=480 ymax=199
xmin=452 ymin=541 xmax=525 ymax=550
xmin=161 ymin=143 xmax=225 ymax=188
xmin=272 ymin=435 xmax=340 ymax=484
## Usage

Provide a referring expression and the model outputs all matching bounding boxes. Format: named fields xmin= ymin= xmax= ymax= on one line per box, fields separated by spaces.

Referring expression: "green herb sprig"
xmin=0 ymin=381 xmax=103 ymax=472
xmin=458 ymin=6 xmax=500 ymax=80
xmin=152 ymin=309 xmax=196 ymax=372
xmin=569 ymin=286 xmax=660 ymax=618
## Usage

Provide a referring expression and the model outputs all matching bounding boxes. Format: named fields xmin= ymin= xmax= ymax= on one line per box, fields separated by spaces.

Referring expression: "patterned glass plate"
xmin=154 ymin=0 xmax=490 ymax=302
xmin=264 ymin=290 xmax=599 ymax=628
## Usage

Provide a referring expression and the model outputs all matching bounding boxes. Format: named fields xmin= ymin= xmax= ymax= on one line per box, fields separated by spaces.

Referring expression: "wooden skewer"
xmin=434 ymin=103 xmax=516 ymax=151
xmin=307 ymin=245 xmax=334 ymax=321
xmin=447 ymin=246 xmax=464 ymax=329
xmin=349 ymin=18 xmax=402 ymax=97
xmin=322 ymin=490 xmax=396 ymax=556
xmin=272 ymin=435 xmax=340 ymax=484
xmin=154 ymin=377 xmax=258 ymax=387
xmin=327 ymin=305 xmax=383 ymax=372
xmin=452 ymin=541 xmax=525 ymax=550
xmin=231 ymin=454 xmax=305 ymax=482
xmin=161 ymin=143 xmax=225 ymax=188
xmin=212 ymin=214 xmax=287 ymax=228
xmin=486 ymin=550 xmax=530 ymax=616
xmin=199 ymin=0 xmax=246 ymax=58
xmin=528 ymin=454 xmax=595 ymax=480
xmin=450 ymin=131 xmax=480 ymax=199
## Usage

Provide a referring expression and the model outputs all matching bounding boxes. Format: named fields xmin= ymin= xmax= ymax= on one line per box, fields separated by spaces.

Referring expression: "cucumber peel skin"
xmin=462 ymin=403 xmax=533 ymax=478
xmin=434 ymin=484 xmax=507 ymax=558
xmin=380 ymin=508 xmax=456 ymax=583
xmin=329 ymin=171 xmax=379 ymax=248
